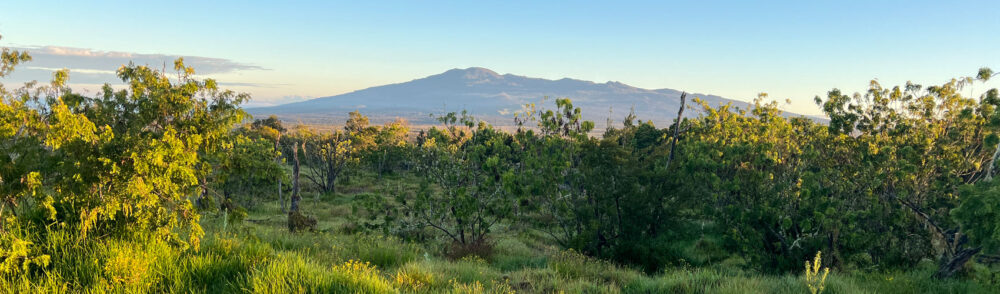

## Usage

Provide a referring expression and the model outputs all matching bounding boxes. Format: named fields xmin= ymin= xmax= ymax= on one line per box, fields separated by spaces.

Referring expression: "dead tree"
xmin=290 ymin=142 xmax=301 ymax=213
xmin=287 ymin=141 xmax=317 ymax=231
xmin=664 ymin=92 xmax=687 ymax=169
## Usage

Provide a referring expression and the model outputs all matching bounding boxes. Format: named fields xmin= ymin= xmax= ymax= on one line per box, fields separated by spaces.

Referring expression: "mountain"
xmin=249 ymin=67 xmax=809 ymax=128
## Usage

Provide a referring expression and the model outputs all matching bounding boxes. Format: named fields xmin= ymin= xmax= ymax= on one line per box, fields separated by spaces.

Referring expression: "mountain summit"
xmin=439 ymin=67 xmax=503 ymax=80
xmin=251 ymin=67 xmax=786 ymax=127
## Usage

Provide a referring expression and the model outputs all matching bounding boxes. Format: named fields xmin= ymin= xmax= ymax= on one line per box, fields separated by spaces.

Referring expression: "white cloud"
xmin=26 ymin=66 xmax=117 ymax=75
xmin=43 ymin=46 xmax=135 ymax=58
xmin=20 ymin=45 xmax=266 ymax=74
xmin=2 ymin=45 xmax=266 ymax=85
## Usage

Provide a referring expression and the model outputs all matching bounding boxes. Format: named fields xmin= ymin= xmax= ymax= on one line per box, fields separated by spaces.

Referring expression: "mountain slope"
xmin=250 ymin=67 xmax=802 ymax=127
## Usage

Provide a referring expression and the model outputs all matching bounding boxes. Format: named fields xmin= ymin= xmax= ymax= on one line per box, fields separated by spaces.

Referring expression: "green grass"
xmin=3 ymin=171 xmax=996 ymax=293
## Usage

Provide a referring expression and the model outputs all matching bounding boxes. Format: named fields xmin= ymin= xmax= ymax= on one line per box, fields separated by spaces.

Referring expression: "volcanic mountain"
xmin=249 ymin=67 xmax=808 ymax=127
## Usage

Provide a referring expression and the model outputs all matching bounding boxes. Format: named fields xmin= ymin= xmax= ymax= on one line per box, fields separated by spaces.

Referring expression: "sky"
xmin=1 ymin=0 xmax=998 ymax=115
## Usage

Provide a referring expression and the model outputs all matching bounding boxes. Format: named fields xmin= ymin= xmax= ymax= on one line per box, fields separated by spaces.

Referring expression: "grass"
xmin=2 ymin=171 xmax=997 ymax=293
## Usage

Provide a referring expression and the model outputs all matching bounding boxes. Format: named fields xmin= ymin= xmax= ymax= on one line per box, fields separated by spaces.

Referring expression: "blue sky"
xmin=1 ymin=0 xmax=998 ymax=115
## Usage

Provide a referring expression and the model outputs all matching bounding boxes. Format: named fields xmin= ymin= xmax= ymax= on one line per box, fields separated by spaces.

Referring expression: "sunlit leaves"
xmin=1 ymin=53 xmax=249 ymax=253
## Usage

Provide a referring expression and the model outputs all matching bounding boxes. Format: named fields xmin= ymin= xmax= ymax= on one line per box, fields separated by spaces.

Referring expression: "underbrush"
xmin=3 ymin=176 xmax=996 ymax=293
xmin=3 ymin=223 xmax=996 ymax=293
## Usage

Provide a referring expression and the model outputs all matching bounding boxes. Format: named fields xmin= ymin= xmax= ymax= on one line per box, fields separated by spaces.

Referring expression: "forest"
xmin=2 ymin=41 xmax=1000 ymax=293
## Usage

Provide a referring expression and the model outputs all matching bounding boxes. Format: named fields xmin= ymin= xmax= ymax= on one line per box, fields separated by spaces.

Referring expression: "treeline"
xmin=2 ymin=37 xmax=999 ymax=285
xmin=348 ymin=71 xmax=1000 ymax=278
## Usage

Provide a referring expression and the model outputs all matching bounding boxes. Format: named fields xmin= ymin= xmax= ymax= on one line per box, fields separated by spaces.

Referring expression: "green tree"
xmin=392 ymin=112 xmax=516 ymax=255
xmin=294 ymin=111 xmax=374 ymax=195
xmin=364 ymin=118 xmax=411 ymax=177
xmin=249 ymin=115 xmax=288 ymax=212
xmin=209 ymin=132 xmax=283 ymax=219
xmin=1 ymin=53 xmax=249 ymax=259
xmin=813 ymin=73 xmax=1000 ymax=277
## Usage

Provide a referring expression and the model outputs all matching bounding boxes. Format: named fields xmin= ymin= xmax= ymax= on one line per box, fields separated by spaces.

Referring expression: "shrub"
xmin=287 ymin=211 xmax=317 ymax=232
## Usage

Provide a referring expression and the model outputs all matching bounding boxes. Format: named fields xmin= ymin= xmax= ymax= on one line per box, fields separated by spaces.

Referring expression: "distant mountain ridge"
xmin=250 ymin=67 xmax=809 ymax=127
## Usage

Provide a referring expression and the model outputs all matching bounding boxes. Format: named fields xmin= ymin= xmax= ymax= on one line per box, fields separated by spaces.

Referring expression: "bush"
xmin=287 ymin=211 xmax=317 ymax=232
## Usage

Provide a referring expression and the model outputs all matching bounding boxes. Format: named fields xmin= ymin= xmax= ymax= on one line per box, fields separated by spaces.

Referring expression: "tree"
xmin=251 ymin=115 xmax=288 ymax=212
xmin=388 ymin=112 xmax=515 ymax=256
xmin=953 ymin=72 xmax=1000 ymax=260
xmin=294 ymin=111 xmax=374 ymax=195
xmin=509 ymin=99 xmax=594 ymax=247
xmin=813 ymin=72 xmax=1000 ymax=277
xmin=508 ymin=98 xmax=698 ymax=272
xmin=210 ymin=132 xmax=283 ymax=217
xmin=365 ymin=118 xmax=411 ymax=177
xmin=675 ymin=97 xmax=831 ymax=272
xmin=1 ymin=53 xmax=249 ymax=256
xmin=0 ymin=42 xmax=52 ymax=274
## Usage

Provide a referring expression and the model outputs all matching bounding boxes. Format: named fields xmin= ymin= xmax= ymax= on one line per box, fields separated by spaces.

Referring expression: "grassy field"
xmin=5 ymin=171 xmax=997 ymax=294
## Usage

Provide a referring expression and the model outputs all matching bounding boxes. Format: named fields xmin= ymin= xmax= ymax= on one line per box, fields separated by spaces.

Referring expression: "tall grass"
xmin=4 ymin=173 xmax=996 ymax=293
xmin=4 ymin=220 xmax=996 ymax=293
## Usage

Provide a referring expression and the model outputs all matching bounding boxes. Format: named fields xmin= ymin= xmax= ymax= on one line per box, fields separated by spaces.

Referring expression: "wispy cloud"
xmin=25 ymin=66 xmax=117 ymax=75
xmin=20 ymin=46 xmax=266 ymax=73
xmin=2 ymin=45 xmax=266 ymax=85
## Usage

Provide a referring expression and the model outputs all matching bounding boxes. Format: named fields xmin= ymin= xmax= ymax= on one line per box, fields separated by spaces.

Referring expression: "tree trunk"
xmin=196 ymin=177 xmax=209 ymax=208
xmin=290 ymin=142 xmax=301 ymax=213
xmin=933 ymin=230 xmax=981 ymax=279
xmin=665 ymin=92 xmax=686 ymax=170
xmin=828 ymin=229 xmax=843 ymax=269
xmin=326 ymin=149 xmax=335 ymax=193
xmin=935 ymin=247 xmax=981 ymax=279
xmin=452 ymin=206 xmax=466 ymax=244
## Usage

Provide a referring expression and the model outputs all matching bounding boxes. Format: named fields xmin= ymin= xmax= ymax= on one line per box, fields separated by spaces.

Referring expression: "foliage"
xmin=2 ymin=54 xmax=252 ymax=257
xmin=954 ymin=181 xmax=1000 ymax=252
xmin=289 ymin=111 xmax=375 ymax=195
xmin=287 ymin=210 xmax=317 ymax=232
xmin=209 ymin=132 xmax=284 ymax=211
xmin=364 ymin=118 xmax=412 ymax=176
xmin=509 ymin=98 xmax=689 ymax=272
xmin=816 ymin=76 xmax=1000 ymax=278
xmin=393 ymin=112 xmax=516 ymax=252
